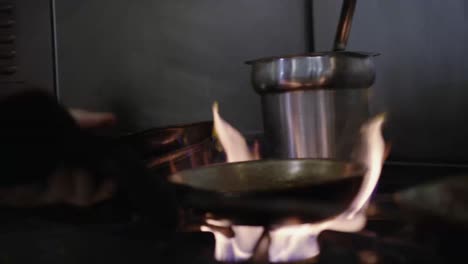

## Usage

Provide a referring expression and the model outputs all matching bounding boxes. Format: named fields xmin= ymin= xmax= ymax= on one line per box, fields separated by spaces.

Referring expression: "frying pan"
xmin=119 ymin=121 xmax=219 ymax=179
xmin=120 ymin=121 xmax=213 ymax=160
xmin=169 ymin=159 xmax=365 ymax=226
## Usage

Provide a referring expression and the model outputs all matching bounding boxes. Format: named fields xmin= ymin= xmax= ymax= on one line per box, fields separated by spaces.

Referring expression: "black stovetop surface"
xmin=0 ymin=162 xmax=467 ymax=264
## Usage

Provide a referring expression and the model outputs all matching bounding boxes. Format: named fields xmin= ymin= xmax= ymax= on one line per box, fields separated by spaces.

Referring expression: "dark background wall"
xmin=55 ymin=0 xmax=306 ymax=134
xmin=55 ymin=0 xmax=468 ymax=162
xmin=315 ymin=0 xmax=468 ymax=162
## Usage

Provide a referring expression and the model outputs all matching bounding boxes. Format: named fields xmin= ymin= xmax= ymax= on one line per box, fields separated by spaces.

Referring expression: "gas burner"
xmin=170 ymin=222 xmax=440 ymax=264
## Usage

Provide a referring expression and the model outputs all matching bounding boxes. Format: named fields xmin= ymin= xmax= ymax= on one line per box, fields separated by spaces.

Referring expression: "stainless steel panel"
xmin=0 ymin=0 xmax=55 ymax=97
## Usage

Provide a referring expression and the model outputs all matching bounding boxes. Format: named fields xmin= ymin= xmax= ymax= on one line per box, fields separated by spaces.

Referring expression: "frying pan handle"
xmin=333 ymin=0 xmax=357 ymax=51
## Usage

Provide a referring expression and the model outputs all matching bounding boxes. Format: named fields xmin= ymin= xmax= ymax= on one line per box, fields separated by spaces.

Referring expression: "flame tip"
xmin=213 ymin=101 xmax=219 ymax=111
xmin=375 ymin=112 xmax=387 ymax=123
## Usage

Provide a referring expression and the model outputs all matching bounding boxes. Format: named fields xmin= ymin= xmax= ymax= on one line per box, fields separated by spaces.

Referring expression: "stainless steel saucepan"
xmin=247 ymin=0 xmax=378 ymax=161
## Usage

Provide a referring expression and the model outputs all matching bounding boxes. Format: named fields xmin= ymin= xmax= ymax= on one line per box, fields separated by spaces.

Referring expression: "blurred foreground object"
xmin=0 ymin=90 xmax=176 ymax=233
xmin=69 ymin=109 xmax=117 ymax=130
xmin=395 ymin=176 xmax=468 ymax=224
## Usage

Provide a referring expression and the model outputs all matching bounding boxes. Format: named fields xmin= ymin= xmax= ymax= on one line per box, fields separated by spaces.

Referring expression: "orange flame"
xmin=202 ymin=103 xmax=263 ymax=261
xmin=212 ymin=102 xmax=255 ymax=163
xmin=204 ymin=103 xmax=386 ymax=262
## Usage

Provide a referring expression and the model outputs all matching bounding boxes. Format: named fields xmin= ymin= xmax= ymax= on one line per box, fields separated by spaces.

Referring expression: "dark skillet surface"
xmin=169 ymin=159 xmax=365 ymax=226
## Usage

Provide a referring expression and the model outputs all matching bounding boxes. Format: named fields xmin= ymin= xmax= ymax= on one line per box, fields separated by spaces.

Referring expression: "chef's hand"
xmin=67 ymin=108 xmax=177 ymax=233
xmin=0 ymin=91 xmax=120 ymax=208
xmin=41 ymin=109 xmax=120 ymax=207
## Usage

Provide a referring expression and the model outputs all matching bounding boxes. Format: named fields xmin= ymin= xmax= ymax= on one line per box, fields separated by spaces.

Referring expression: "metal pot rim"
xmin=245 ymin=51 xmax=379 ymax=65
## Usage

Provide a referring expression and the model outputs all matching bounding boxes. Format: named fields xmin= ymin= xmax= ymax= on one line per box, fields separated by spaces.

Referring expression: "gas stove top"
xmin=0 ymin=162 xmax=466 ymax=263
xmin=167 ymin=161 xmax=467 ymax=263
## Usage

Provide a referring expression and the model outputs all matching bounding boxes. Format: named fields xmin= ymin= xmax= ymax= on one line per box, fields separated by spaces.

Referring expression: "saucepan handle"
xmin=333 ymin=0 xmax=357 ymax=51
